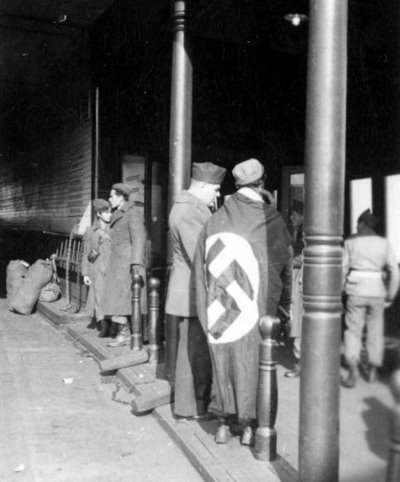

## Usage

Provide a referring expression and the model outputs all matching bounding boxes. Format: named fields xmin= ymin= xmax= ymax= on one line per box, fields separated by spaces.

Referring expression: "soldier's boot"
xmin=215 ymin=418 xmax=230 ymax=444
xmin=341 ymin=360 xmax=359 ymax=389
xmin=367 ymin=365 xmax=378 ymax=383
xmin=241 ymin=425 xmax=254 ymax=446
xmin=98 ymin=319 xmax=110 ymax=338
xmin=284 ymin=363 xmax=300 ymax=378
xmin=107 ymin=324 xmax=130 ymax=347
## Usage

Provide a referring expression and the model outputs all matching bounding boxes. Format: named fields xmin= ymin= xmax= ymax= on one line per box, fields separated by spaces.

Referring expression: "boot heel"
xmin=98 ymin=319 xmax=109 ymax=338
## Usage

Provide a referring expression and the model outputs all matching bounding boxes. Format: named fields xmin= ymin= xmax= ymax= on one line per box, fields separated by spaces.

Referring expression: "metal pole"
xmin=94 ymin=86 xmax=99 ymax=200
xmin=299 ymin=1 xmax=348 ymax=481
xmin=165 ymin=0 xmax=193 ymax=381
xmin=168 ymin=0 xmax=192 ymax=210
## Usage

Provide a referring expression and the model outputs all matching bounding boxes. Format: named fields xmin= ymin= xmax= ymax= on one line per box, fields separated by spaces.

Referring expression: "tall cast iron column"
xmin=299 ymin=1 xmax=347 ymax=481
xmin=168 ymin=0 xmax=192 ymax=207
xmin=165 ymin=0 xmax=193 ymax=380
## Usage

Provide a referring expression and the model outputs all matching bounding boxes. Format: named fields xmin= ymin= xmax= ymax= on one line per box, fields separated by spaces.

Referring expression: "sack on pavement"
xmin=6 ymin=260 xmax=29 ymax=307
xmin=10 ymin=259 xmax=53 ymax=314
xmin=39 ymin=281 xmax=61 ymax=303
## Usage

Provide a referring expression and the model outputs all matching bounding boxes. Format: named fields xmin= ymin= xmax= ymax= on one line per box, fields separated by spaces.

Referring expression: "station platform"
xmin=35 ymin=297 xmax=397 ymax=482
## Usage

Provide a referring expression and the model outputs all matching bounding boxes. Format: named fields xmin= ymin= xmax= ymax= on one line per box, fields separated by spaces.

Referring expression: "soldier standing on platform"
xmin=285 ymin=201 xmax=305 ymax=378
xmin=165 ymin=162 xmax=226 ymax=419
xmin=195 ymin=158 xmax=292 ymax=445
xmin=81 ymin=199 xmax=112 ymax=336
xmin=102 ymin=183 xmax=147 ymax=348
xmin=342 ymin=209 xmax=400 ymax=388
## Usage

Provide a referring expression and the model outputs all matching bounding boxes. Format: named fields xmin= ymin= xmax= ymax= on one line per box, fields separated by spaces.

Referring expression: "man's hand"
xmin=83 ymin=275 xmax=91 ymax=286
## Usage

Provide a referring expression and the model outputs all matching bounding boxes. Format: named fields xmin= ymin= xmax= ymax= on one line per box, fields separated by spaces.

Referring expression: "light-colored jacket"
xmin=343 ymin=234 xmax=400 ymax=300
xmin=165 ymin=190 xmax=211 ymax=317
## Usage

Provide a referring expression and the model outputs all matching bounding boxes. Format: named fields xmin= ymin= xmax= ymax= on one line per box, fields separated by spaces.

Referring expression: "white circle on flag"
xmin=205 ymin=232 xmax=260 ymax=344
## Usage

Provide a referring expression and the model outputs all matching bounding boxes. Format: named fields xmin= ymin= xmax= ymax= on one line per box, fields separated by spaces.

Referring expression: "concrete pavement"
xmin=2 ymin=294 xmax=397 ymax=482
xmin=0 ymin=299 xmax=203 ymax=482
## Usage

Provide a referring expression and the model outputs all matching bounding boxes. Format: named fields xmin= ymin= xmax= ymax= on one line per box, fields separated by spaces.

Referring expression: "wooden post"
xmin=386 ymin=369 xmax=400 ymax=482
xmin=148 ymin=277 xmax=160 ymax=364
xmin=254 ymin=315 xmax=281 ymax=461
xmin=131 ymin=273 xmax=143 ymax=351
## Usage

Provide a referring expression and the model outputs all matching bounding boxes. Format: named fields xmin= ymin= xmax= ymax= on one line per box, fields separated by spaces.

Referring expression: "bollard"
xmin=254 ymin=315 xmax=281 ymax=461
xmin=148 ymin=277 xmax=160 ymax=364
xmin=386 ymin=368 xmax=400 ymax=482
xmin=131 ymin=273 xmax=143 ymax=351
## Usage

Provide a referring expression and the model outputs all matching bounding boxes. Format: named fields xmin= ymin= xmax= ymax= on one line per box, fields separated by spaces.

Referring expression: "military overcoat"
xmin=165 ymin=190 xmax=212 ymax=317
xmin=101 ymin=201 xmax=147 ymax=316
xmin=81 ymin=221 xmax=111 ymax=319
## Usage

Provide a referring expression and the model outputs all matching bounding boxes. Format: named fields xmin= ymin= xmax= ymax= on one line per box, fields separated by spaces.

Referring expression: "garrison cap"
xmin=232 ymin=158 xmax=264 ymax=186
xmin=358 ymin=209 xmax=378 ymax=229
xmin=112 ymin=183 xmax=132 ymax=198
xmin=192 ymin=162 xmax=226 ymax=184
xmin=92 ymin=199 xmax=110 ymax=212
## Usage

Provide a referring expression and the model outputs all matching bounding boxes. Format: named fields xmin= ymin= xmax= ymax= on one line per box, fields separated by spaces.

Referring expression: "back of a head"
xmin=357 ymin=209 xmax=378 ymax=230
xmin=232 ymin=158 xmax=264 ymax=187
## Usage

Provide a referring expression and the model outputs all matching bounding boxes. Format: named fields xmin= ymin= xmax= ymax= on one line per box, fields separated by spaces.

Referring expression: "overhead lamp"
xmin=284 ymin=13 xmax=308 ymax=27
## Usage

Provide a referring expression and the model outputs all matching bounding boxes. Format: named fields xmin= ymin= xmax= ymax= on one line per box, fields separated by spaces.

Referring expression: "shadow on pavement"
xmin=361 ymin=396 xmax=391 ymax=461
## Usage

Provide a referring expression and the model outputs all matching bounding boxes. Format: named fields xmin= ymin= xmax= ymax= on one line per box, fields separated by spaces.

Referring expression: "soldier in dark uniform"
xmin=165 ymin=162 xmax=226 ymax=418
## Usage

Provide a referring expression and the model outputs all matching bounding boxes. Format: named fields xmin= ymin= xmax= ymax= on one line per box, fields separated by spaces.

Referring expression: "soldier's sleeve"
xmin=193 ymin=226 xmax=208 ymax=333
xmin=385 ymin=241 xmax=400 ymax=301
xmin=179 ymin=207 xmax=209 ymax=264
xmin=128 ymin=207 xmax=147 ymax=266
xmin=81 ymin=228 xmax=91 ymax=277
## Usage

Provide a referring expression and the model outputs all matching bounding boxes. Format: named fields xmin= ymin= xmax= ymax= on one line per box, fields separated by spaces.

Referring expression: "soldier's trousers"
xmin=344 ymin=295 xmax=385 ymax=367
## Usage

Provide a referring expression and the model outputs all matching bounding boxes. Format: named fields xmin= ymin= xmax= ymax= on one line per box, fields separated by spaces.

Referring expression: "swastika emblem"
xmin=205 ymin=232 xmax=259 ymax=344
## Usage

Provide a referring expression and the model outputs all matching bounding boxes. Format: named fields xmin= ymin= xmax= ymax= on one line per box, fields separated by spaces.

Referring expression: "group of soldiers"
xmin=82 ymin=159 xmax=400 ymax=446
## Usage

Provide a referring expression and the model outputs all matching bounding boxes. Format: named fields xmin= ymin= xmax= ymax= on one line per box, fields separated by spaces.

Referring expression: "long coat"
xmin=195 ymin=190 xmax=292 ymax=420
xmin=101 ymin=201 xmax=147 ymax=316
xmin=81 ymin=221 xmax=111 ymax=319
xmin=165 ymin=190 xmax=212 ymax=317
xmin=165 ymin=190 xmax=213 ymax=417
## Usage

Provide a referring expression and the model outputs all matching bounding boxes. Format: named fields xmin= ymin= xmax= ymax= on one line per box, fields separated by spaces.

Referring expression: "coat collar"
xmin=110 ymin=201 xmax=133 ymax=226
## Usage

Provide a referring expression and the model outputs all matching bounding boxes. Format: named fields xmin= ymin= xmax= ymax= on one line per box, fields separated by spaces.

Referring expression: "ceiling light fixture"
xmin=284 ymin=13 xmax=308 ymax=27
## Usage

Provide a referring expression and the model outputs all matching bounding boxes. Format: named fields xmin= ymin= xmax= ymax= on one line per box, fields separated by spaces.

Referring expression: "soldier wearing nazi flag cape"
xmin=194 ymin=159 xmax=292 ymax=445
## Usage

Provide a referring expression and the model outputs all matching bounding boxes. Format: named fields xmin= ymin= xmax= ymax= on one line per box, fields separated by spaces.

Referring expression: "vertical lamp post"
xmin=165 ymin=0 xmax=193 ymax=381
xmin=299 ymin=1 xmax=348 ymax=481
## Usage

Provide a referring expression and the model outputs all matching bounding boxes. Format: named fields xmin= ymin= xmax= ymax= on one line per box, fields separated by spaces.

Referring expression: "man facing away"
xmin=165 ymin=162 xmax=226 ymax=418
xmin=341 ymin=209 xmax=400 ymax=388
xmin=195 ymin=158 xmax=292 ymax=445
xmin=101 ymin=183 xmax=147 ymax=347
